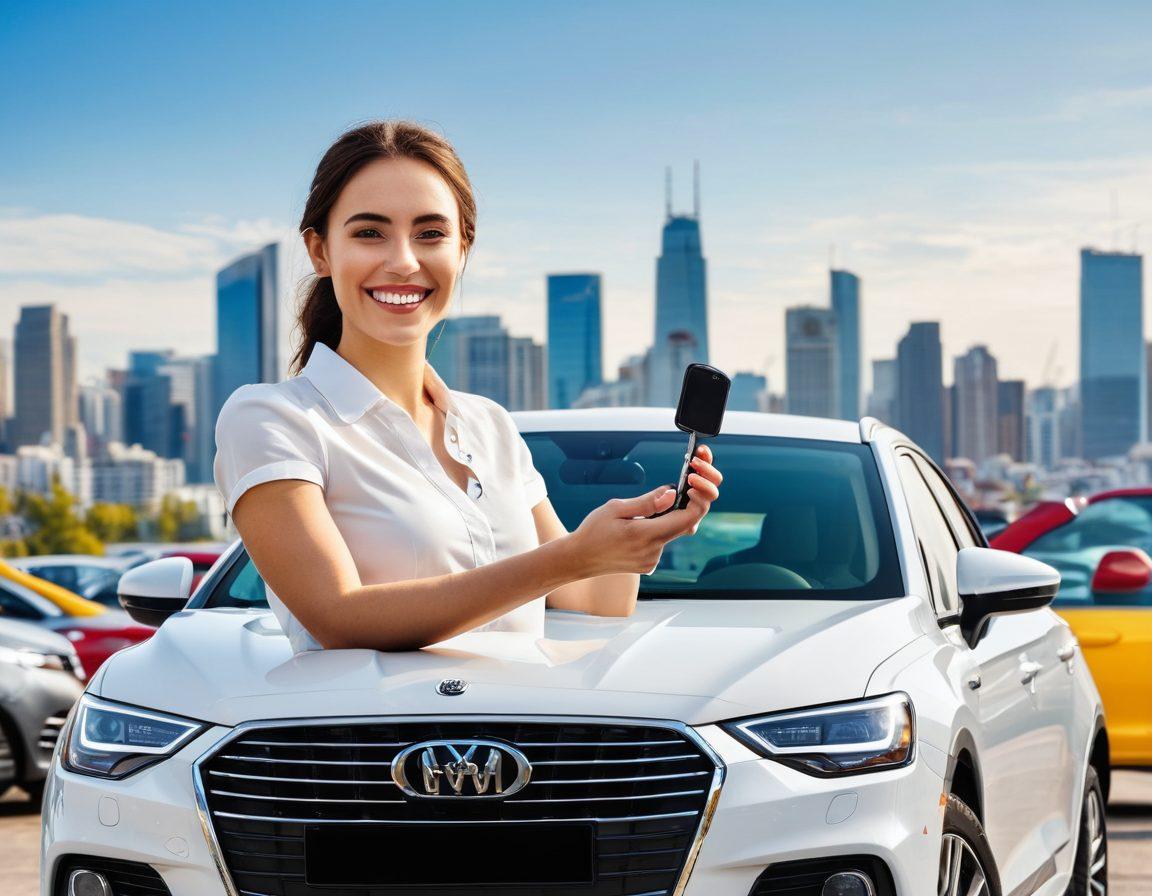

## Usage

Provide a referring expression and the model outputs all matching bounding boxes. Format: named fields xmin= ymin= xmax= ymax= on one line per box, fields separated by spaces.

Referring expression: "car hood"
xmin=95 ymin=597 xmax=926 ymax=727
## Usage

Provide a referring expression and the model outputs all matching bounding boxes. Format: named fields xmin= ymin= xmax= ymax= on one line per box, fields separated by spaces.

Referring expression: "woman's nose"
xmin=381 ymin=239 xmax=420 ymax=277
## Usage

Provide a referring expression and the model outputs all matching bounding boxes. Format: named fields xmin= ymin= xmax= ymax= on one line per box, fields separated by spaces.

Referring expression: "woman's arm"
xmin=541 ymin=443 xmax=722 ymax=617
xmin=231 ymin=446 xmax=719 ymax=650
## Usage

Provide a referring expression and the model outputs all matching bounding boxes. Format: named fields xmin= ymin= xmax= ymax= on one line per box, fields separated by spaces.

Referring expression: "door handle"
xmin=1019 ymin=660 xmax=1043 ymax=690
xmin=1057 ymin=642 xmax=1077 ymax=663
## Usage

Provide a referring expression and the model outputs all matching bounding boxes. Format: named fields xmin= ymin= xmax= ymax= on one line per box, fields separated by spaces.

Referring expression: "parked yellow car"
xmin=993 ymin=491 xmax=1152 ymax=767
xmin=0 ymin=558 xmax=106 ymax=617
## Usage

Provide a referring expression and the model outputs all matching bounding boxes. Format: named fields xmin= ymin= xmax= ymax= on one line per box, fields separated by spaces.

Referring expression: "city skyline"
xmin=5 ymin=3 xmax=1152 ymax=395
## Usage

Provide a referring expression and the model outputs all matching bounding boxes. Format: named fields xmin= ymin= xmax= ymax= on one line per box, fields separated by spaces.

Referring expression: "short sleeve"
xmin=213 ymin=384 xmax=327 ymax=516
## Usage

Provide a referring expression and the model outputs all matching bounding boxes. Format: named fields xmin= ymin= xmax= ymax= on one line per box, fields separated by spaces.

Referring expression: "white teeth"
xmin=370 ymin=289 xmax=427 ymax=305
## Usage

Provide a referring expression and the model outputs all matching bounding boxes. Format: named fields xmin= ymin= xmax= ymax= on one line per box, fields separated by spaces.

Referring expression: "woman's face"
xmin=304 ymin=156 xmax=465 ymax=349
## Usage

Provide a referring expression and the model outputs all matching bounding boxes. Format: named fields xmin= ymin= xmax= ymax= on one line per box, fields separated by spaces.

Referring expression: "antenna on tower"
xmin=665 ymin=166 xmax=673 ymax=219
xmin=693 ymin=159 xmax=700 ymax=219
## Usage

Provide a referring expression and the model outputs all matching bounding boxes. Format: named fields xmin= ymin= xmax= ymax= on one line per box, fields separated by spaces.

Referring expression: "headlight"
xmin=0 ymin=645 xmax=71 ymax=673
xmin=722 ymin=692 xmax=914 ymax=777
xmin=61 ymin=694 xmax=205 ymax=779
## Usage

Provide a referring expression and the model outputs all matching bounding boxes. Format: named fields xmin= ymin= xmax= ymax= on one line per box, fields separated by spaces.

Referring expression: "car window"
xmin=910 ymin=455 xmax=981 ymax=549
xmin=1023 ymin=496 xmax=1152 ymax=607
xmin=0 ymin=580 xmax=62 ymax=620
xmin=896 ymin=453 xmax=960 ymax=616
xmin=196 ymin=433 xmax=906 ymax=608
xmin=27 ymin=565 xmax=79 ymax=593
xmin=1027 ymin=498 xmax=1152 ymax=554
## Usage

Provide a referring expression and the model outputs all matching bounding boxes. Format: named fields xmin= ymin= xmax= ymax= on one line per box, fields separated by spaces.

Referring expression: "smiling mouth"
xmin=365 ymin=288 xmax=433 ymax=306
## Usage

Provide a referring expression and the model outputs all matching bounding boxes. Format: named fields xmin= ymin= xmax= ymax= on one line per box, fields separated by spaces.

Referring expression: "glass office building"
xmin=896 ymin=322 xmax=945 ymax=463
xmin=214 ymin=242 xmax=279 ymax=420
xmin=651 ymin=215 xmax=709 ymax=407
xmin=547 ymin=274 xmax=603 ymax=409
xmin=1079 ymin=248 xmax=1145 ymax=460
xmin=831 ymin=270 xmax=861 ymax=420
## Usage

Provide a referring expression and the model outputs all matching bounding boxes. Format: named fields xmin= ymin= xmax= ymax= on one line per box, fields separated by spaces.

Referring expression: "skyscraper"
xmin=830 ymin=269 xmax=861 ymax=420
xmin=729 ymin=372 xmax=767 ymax=412
xmin=650 ymin=165 xmax=709 ymax=407
xmin=785 ymin=307 xmax=838 ymax=418
xmin=868 ymin=359 xmax=898 ymax=424
xmin=546 ymin=273 xmax=602 ymax=409
xmin=896 ymin=322 xmax=945 ymax=462
xmin=13 ymin=305 xmax=76 ymax=448
xmin=998 ymin=380 xmax=1026 ymax=462
xmin=214 ymin=242 xmax=279 ymax=419
xmin=509 ymin=336 xmax=546 ymax=411
xmin=1026 ymin=386 xmax=1062 ymax=469
xmin=1079 ymin=248 xmax=1144 ymax=459
xmin=953 ymin=345 xmax=999 ymax=464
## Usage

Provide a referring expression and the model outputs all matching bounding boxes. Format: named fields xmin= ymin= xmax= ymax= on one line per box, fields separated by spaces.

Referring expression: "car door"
xmin=894 ymin=450 xmax=1050 ymax=893
xmin=909 ymin=453 xmax=1075 ymax=887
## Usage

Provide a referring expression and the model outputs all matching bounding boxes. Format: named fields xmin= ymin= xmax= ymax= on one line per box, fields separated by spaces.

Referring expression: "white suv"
xmin=42 ymin=410 xmax=1107 ymax=896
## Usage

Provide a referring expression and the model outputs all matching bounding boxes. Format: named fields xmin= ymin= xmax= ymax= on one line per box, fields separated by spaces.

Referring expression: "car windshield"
xmin=199 ymin=433 xmax=904 ymax=610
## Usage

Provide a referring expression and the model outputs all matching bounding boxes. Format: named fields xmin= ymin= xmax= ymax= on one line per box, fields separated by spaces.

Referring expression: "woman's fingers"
xmin=686 ymin=471 xmax=719 ymax=502
xmin=689 ymin=454 xmax=722 ymax=487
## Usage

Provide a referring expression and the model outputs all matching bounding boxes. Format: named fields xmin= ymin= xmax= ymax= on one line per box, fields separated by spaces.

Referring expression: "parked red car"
xmin=0 ymin=577 xmax=155 ymax=674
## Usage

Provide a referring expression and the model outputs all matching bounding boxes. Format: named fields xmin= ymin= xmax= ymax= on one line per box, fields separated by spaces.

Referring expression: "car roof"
xmin=1089 ymin=487 xmax=1152 ymax=504
xmin=9 ymin=555 xmax=133 ymax=569
xmin=510 ymin=407 xmax=864 ymax=443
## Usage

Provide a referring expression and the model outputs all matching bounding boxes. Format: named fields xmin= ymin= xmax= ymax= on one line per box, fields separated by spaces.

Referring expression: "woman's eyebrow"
xmin=343 ymin=212 xmax=452 ymax=227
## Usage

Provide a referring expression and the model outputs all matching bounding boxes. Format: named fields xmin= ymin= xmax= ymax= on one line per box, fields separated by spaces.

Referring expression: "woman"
xmin=213 ymin=120 xmax=723 ymax=653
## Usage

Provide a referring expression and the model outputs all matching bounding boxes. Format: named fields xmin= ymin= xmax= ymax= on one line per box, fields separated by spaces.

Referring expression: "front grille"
xmin=197 ymin=719 xmax=721 ymax=896
xmin=53 ymin=855 xmax=172 ymax=896
xmin=39 ymin=712 xmax=70 ymax=754
xmin=750 ymin=855 xmax=896 ymax=896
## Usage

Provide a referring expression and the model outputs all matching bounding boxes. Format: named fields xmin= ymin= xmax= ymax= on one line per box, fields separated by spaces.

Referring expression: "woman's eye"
xmin=418 ymin=229 xmax=447 ymax=240
xmin=354 ymin=228 xmax=381 ymax=238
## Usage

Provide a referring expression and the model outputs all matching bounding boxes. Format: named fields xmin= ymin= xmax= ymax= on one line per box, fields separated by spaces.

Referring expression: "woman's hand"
xmin=570 ymin=443 xmax=723 ymax=577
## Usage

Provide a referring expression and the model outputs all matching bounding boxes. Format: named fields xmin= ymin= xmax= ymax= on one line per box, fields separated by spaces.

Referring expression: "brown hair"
xmin=289 ymin=120 xmax=477 ymax=375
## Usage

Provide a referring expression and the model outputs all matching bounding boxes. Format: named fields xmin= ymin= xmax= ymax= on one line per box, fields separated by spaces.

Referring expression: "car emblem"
xmin=391 ymin=739 xmax=532 ymax=798
xmin=437 ymin=678 xmax=468 ymax=696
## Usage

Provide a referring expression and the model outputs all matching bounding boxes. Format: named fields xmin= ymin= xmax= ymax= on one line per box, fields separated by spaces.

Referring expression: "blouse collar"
xmin=300 ymin=342 xmax=458 ymax=425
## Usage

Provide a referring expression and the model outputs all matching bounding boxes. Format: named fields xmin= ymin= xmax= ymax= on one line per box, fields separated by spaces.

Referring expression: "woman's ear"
xmin=303 ymin=227 xmax=330 ymax=277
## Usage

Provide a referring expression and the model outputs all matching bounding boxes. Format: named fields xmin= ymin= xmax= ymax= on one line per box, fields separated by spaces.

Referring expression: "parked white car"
xmin=42 ymin=410 xmax=1107 ymax=896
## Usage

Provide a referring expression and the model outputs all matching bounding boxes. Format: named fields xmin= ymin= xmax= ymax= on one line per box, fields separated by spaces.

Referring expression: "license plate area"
xmin=305 ymin=822 xmax=596 ymax=887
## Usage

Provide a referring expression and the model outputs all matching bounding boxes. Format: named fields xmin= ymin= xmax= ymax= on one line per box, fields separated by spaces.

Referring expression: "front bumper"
xmin=41 ymin=722 xmax=948 ymax=896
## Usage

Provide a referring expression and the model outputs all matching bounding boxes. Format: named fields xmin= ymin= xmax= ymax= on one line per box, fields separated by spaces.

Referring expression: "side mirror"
xmin=118 ymin=557 xmax=194 ymax=627
xmin=1091 ymin=548 xmax=1152 ymax=593
xmin=956 ymin=547 xmax=1060 ymax=648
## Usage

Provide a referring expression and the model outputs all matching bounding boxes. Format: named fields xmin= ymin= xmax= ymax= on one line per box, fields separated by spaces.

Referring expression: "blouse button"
xmin=449 ymin=433 xmax=458 ymax=443
xmin=466 ymin=452 xmax=473 ymax=462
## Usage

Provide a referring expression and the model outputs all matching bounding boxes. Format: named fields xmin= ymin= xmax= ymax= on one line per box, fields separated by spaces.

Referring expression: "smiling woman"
xmin=211 ymin=119 xmax=722 ymax=654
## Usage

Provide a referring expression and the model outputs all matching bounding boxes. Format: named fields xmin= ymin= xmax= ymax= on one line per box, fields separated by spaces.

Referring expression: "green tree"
xmin=19 ymin=477 xmax=104 ymax=555
xmin=154 ymin=494 xmax=203 ymax=542
xmin=86 ymin=502 xmax=139 ymax=544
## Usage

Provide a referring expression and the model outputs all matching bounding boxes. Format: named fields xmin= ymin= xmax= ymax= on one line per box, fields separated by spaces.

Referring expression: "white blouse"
xmin=212 ymin=341 xmax=550 ymax=653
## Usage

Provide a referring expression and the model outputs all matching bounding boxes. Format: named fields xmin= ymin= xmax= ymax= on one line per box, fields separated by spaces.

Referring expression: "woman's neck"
xmin=334 ymin=330 xmax=434 ymax=421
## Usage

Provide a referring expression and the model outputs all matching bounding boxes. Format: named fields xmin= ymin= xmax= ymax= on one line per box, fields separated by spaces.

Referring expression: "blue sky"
xmin=3 ymin=1 xmax=1152 ymax=391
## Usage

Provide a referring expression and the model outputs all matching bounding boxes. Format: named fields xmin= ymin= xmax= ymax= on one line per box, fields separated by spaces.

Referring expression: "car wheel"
xmin=939 ymin=793 xmax=1002 ymax=896
xmin=1066 ymin=765 xmax=1108 ymax=895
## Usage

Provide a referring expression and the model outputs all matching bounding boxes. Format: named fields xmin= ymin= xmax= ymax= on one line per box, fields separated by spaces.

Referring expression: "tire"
xmin=1065 ymin=765 xmax=1108 ymax=895
xmin=939 ymin=793 xmax=1003 ymax=896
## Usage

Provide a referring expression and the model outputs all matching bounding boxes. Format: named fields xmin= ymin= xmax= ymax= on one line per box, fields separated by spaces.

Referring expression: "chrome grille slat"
xmin=210 ymin=789 xmax=405 ymax=804
xmin=198 ymin=719 xmax=722 ymax=896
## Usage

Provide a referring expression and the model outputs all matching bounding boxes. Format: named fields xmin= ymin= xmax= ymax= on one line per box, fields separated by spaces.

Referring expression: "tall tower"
xmin=896 ymin=322 xmax=945 ymax=463
xmin=953 ymin=345 xmax=1000 ymax=464
xmin=214 ymin=242 xmax=279 ymax=419
xmin=13 ymin=305 xmax=76 ymax=448
xmin=830 ymin=270 xmax=861 ymax=420
xmin=1079 ymin=247 xmax=1144 ymax=459
xmin=785 ymin=307 xmax=838 ymax=417
xmin=546 ymin=273 xmax=603 ymax=409
xmin=650 ymin=163 xmax=709 ymax=407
